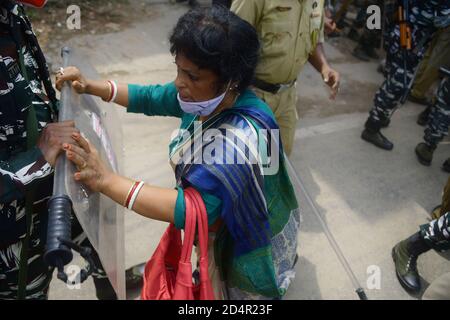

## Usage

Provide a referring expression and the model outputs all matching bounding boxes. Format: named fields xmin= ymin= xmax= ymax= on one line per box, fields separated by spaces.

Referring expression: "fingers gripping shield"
xmin=45 ymin=47 xmax=125 ymax=299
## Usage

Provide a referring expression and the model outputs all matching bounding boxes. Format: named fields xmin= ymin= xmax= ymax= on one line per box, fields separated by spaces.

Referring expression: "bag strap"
xmin=180 ymin=189 xmax=197 ymax=263
xmin=183 ymin=188 xmax=209 ymax=264
xmin=186 ymin=188 xmax=215 ymax=300
xmin=190 ymin=189 xmax=209 ymax=266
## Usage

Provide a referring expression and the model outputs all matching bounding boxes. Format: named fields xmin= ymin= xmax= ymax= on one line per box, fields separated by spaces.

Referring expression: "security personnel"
xmin=392 ymin=211 xmax=450 ymax=294
xmin=361 ymin=0 xmax=450 ymax=151
xmin=231 ymin=0 xmax=340 ymax=156
xmin=392 ymin=170 xmax=450 ymax=295
xmin=0 ymin=0 xmax=118 ymax=299
xmin=415 ymin=66 xmax=450 ymax=167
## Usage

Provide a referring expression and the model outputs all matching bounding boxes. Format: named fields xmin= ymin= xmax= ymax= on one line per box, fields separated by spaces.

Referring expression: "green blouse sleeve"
xmin=174 ymin=187 xmax=222 ymax=230
xmin=127 ymin=82 xmax=184 ymax=118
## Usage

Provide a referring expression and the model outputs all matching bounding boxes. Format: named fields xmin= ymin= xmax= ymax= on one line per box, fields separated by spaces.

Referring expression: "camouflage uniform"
xmin=423 ymin=76 xmax=450 ymax=147
xmin=365 ymin=0 xmax=450 ymax=131
xmin=420 ymin=212 xmax=450 ymax=299
xmin=420 ymin=212 xmax=450 ymax=252
xmin=0 ymin=1 xmax=114 ymax=300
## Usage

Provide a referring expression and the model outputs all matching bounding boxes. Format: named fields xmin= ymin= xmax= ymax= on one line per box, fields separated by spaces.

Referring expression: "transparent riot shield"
xmin=45 ymin=47 xmax=125 ymax=300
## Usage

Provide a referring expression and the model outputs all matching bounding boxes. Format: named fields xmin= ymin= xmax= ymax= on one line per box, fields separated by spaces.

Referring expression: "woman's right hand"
xmin=55 ymin=66 xmax=89 ymax=94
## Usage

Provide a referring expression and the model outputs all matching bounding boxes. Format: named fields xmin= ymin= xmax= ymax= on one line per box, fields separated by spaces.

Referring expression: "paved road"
xmin=48 ymin=2 xmax=450 ymax=300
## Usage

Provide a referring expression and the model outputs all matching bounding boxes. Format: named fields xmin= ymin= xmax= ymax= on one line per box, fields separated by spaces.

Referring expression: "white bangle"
xmin=110 ymin=80 xmax=118 ymax=103
xmin=128 ymin=181 xmax=145 ymax=211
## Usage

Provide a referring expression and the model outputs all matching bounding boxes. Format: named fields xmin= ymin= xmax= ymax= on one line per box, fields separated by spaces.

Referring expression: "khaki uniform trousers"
xmin=411 ymin=27 xmax=450 ymax=99
xmin=252 ymin=85 xmax=298 ymax=156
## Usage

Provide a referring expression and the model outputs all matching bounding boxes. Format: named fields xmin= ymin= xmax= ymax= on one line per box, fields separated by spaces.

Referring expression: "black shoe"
xmin=361 ymin=129 xmax=394 ymax=150
xmin=417 ymin=107 xmax=431 ymax=126
xmin=442 ymin=158 xmax=450 ymax=173
xmin=352 ymin=46 xmax=370 ymax=61
xmin=392 ymin=232 xmax=430 ymax=294
xmin=415 ymin=142 xmax=436 ymax=166
xmin=125 ymin=262 xmax=146 ymax=290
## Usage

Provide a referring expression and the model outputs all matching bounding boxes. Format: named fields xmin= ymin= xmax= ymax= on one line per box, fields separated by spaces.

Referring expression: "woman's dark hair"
xmin=169 ymin=5 xmax=260 ymax=93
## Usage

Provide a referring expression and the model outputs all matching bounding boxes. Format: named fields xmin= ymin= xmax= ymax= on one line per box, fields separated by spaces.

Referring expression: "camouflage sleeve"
xmin=0 ymin=145 xmax=53 ymax=203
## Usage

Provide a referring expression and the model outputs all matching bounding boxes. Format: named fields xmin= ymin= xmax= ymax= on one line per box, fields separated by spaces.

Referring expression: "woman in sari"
xmin=56 ymin=6 xmax=300 ymax=300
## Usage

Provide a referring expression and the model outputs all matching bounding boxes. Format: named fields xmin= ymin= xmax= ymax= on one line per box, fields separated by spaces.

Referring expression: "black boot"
xmin=415 ymin=142 xmax=436 ymax=166
xmin=417 ymin=106 xmax=431 ymax=126
xmin=442 ymin=158 xmax=450 ymax=173
xmin=392 ymin=232 xmax=430 ymax=293
xmin=361 ymin=119 xmax=394 ymax=150
xmin=380 ymin=117 xmax=390 ymax=128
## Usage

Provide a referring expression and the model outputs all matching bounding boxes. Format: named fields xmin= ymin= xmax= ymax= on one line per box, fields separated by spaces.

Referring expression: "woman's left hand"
xmin=64 ymin=133 xmax=112 ymax=193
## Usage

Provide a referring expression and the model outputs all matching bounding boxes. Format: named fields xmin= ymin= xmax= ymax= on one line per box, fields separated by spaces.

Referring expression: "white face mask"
xmin=177 ymin=82 xmax=231 ymax=116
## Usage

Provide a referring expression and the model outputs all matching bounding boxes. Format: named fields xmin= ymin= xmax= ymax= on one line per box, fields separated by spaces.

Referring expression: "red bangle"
xmin=124 ymin=181 xmax=139 ymax=209
xmin=107 ymin=80 xmax=115 ymax=102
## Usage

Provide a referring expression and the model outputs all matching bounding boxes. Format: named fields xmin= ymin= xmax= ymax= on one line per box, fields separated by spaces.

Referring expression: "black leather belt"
xmin=252 ymin=78 xmax=296 ymax=94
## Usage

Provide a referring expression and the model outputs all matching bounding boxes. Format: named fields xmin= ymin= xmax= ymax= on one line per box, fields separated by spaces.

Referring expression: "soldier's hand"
xmin=321 ymin=66 xmax=340 ymax=100
xmin=55 ymin=66 xmax=89 ymax=94
xmin=37 ymin=121 xmax=80 ymax=167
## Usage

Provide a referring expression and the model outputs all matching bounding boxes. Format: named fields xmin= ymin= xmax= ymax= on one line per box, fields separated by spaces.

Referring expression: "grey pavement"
xmin=47 ymin=2 xmax=450 ymax=300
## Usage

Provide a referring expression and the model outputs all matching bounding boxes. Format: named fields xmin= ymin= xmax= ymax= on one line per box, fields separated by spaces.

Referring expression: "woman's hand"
xmin=55 ymin=66 xmax=89 ymax=94
xmin=321 ymin=65 xmax=340 ymax=100
xmin=64 ymin=133 xmax=113 ymax=193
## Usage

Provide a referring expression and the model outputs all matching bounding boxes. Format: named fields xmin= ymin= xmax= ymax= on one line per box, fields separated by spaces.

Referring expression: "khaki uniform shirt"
xmin=231 ymin=0 xmax=325 ymax=84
